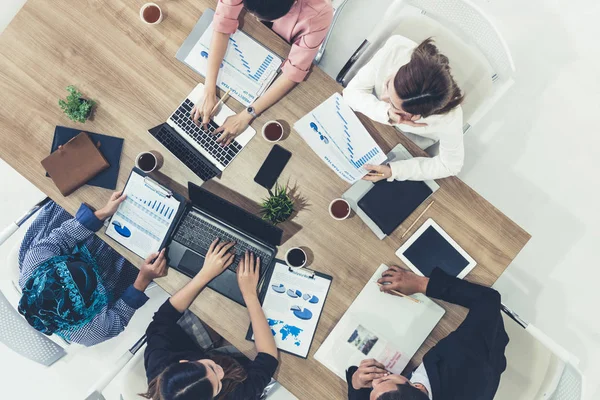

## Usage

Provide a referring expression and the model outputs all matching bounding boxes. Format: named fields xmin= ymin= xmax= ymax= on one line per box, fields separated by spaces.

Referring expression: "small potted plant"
xmin=58 ymin=85 xmax=95 ymax=123
xmin=260 ymin=183 xmax=295 ymax=225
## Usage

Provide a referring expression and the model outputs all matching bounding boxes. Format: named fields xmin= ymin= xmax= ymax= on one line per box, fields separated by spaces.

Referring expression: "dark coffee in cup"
xmin=143 ymin=5 xmax=161 ymax=23
xmin=262 ymin=121 xmax=283 ymax=142
xmin=329 ymin=198 xmax=350 ymax=220
xmin=137 ymin=153 xmax=157 ymax=172
xmin=286 ymin=247 xmax=307 ymax=268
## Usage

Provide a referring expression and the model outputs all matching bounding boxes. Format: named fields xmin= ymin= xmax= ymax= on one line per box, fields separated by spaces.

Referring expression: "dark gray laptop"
xmin=168 ymin=182 xmax=282 ymax=305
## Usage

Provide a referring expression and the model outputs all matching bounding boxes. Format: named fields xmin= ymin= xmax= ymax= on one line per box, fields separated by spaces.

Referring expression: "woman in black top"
xmin=142 ymin=240 xmax=279 ymax=400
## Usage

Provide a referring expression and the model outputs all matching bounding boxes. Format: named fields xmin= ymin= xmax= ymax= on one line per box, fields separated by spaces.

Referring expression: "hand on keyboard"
xmin=237 ymin=251 xmax=261 ymax=300
xmin=191 ymin=89 xmax=218 ymax=128
xmin=214 ymin=111 xmax=253 ymax=146
xmin=198 ymin=239 xmax=236 ymax=281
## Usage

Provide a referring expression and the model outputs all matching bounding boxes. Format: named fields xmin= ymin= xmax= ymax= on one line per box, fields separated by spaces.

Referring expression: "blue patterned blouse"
xmin=18 ymin=201 xmax=149 ymax=346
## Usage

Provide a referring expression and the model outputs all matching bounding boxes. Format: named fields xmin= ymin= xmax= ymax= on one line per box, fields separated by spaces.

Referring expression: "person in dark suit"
xmin=346 ymin=266 xmax=509 ymax=400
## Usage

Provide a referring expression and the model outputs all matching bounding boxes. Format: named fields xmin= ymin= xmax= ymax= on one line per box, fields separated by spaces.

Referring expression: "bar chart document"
xmin=294 ymin=93 xmax=387 ymax=183
xmin=183 ymin=21 xmax=282 ymax=106
xmin=106 ymin=172 xmax=182 ymax=259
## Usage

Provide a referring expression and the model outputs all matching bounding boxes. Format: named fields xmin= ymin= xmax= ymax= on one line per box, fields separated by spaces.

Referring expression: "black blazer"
xmin=346 ymin=268 xmax=509 ymax=400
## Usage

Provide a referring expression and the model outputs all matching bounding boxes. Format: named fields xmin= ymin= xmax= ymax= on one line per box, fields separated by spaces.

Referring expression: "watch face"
xmin=247 ymin=106 xmax=254 ymax=113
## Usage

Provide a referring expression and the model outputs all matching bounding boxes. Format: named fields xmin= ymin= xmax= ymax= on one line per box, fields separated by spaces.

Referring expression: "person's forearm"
xmin=252 ymin=76 xmax=296 ymax=115
xmin=206 ymin=32 xmax=230 ymax=89
xmin=169 ymin=273 xmax=212 ymax=313
xmin=245 ymin=294 xmax=277 ymax=358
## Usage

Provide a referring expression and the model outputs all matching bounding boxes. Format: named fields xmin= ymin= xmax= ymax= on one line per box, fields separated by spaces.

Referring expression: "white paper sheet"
xmin=106 ymin=173 xmax=181 ymax=259
xmin=315 ymin=264 xmax=445 ymax=380
xmin=294 ymin=93 xmax=387 ymax=183
xmin=183 ymin=21 xmax=282 ymax=106
xmin=253 ymin=262 xmax=331 ymax=358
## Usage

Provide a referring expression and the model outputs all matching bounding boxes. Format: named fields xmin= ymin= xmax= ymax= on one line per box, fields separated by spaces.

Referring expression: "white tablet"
xmin=395 ymin=219 xmax=476 ymax=279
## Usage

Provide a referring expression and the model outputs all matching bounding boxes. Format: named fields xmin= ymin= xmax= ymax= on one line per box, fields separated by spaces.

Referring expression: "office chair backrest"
xmin=496 ymin=313 xmax=584 ymax=400
xmin=0 ymin=288 xmax=66 ymax=366
xmin=388 ymin=12 xmax=493 ymax=132
xmin=407 ymin=0 xmax=515 ymax=80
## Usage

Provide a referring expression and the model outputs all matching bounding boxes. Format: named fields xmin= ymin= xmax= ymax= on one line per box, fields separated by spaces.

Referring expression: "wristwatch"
xmin=246 ymin=105 xmax=258 ymax=118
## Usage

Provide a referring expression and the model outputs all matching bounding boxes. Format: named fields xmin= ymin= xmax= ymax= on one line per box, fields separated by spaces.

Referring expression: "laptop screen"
xmin=188 ymin=182 xmax=283 ymax=247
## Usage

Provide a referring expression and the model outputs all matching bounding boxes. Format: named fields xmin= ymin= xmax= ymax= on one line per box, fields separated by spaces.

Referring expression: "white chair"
xmin=0 ymin=198 xmax=170 ymax=398
xmin=498 ymin=305 xmax=584 ymax=400
xmin=318 ymin=0 xmax=515 ymax=137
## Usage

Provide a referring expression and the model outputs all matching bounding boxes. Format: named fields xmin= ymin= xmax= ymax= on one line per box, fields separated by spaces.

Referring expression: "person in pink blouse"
xmin=191 ymin=0 xmax=333 ymax=146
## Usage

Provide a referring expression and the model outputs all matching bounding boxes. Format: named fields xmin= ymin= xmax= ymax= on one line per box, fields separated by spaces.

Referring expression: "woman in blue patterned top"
xmin=18 ymin=191 xmax=168 ymax=346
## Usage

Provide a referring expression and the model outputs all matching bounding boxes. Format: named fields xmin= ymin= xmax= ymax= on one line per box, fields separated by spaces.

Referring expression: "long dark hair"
xmin=141 ymin=353 xmax=247 ymax=400
xmin=393 ymin=38 xmax=464 ymax=118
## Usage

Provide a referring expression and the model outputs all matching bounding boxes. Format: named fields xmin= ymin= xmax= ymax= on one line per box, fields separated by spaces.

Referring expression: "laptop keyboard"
xmin=170 ymin=99 xmax=243 ymax=168
xmin=174 ymin=211 xmax=273 ymax=273
xmin=149 ymin=125 xmax=219 ymax=181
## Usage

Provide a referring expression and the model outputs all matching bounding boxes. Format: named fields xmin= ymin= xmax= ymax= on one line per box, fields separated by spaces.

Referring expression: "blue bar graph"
xmin=229 ymin=37 xmax=274 ymax=83
xmin=131 ymin=195 xmax=175 ymax=220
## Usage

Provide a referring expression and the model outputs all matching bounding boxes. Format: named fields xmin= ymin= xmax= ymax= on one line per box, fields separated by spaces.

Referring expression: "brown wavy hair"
xmin=140 ymin=353 xmax=248 ymax=400
xmin=393 ymin=38 xmax=464 ymax=118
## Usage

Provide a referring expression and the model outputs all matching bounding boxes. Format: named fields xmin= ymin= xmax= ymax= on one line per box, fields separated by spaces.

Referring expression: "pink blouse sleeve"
xmin=213 ymin=0 xmax=244 ymax=34
xmin=282 ymin=5 xmax=334 ymax=82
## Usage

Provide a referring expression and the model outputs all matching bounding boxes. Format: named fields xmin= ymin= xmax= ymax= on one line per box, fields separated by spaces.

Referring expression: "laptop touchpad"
xmin=178 ymin=250 xmax=205 ymax=277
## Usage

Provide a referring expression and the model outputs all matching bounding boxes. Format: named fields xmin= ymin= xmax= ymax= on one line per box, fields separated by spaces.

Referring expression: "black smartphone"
xmin=254 ymin=144 xmax=292 ymax=190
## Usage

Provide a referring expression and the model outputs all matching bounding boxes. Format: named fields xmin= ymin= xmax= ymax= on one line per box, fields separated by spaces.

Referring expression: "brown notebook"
xmin=41 ymin=132 xmax=110 ymax=196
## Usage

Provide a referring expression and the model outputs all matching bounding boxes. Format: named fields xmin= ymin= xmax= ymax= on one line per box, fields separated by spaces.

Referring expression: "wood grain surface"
xmin=0 ymin=1 xmax=530 ymax=398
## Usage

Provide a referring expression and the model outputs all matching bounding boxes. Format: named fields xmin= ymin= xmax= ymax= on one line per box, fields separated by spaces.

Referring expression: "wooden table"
xmin=0 ymin=1 xmax=530 ymax=398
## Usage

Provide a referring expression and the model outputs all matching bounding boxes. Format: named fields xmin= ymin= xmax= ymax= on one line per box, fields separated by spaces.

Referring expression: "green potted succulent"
xmin=260 ymin=183 xmax=295 ymax=225
xmin=58 ymin=85 xmax=95 ymax=123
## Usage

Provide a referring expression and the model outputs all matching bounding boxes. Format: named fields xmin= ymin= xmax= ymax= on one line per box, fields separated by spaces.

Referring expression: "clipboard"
xmin=105 ymin=168 xmax=187 ymax=258
xmin=246 ymin=259 xmax=333 ymax=358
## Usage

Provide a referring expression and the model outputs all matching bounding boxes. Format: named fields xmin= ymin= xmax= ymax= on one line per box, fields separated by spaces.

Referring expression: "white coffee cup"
xmin=261 ymin=120 xmax=284 ymax=143
xmin=285 ymin=247 xmax=307 ymax=269
xmin=329 ymin=198 xmax=351 ymax=220
xmin=140 ymin=3 xmax=163 ymax=25
xmin=135 ymin=150 xmax=164 ymax=173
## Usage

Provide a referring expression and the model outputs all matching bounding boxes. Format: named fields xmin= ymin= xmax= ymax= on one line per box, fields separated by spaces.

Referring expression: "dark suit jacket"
xmin=346 ymin=268 xmax=509 ymax=400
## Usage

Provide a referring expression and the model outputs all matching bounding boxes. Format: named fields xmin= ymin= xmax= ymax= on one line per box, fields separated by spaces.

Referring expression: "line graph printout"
xmin=184 ymin=21 xmax=282 ymax=106
xmin=294 ymin=93 xmax=387 ymax=183
xmin=106 ymin=173 xmax=181 ymax=259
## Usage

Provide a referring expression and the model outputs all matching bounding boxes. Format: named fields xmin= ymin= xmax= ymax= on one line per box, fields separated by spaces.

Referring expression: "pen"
xmin=210 ymin=88 xmax=232 ymax=116
xmin=376 ymin=283 xmax=421 ymax=304
xmin=368 ymin=172 xmax=385 ymax=177
xmin=401 ymin=200 xmax=435 ymax=239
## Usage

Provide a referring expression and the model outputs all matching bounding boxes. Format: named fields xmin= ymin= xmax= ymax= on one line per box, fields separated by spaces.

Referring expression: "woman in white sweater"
xmin=343 ymin=36 xmax=465 ymax=182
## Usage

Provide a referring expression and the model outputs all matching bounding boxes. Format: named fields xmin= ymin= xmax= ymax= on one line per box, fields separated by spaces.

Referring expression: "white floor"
xmin=1 ymin=0 xmax=599 ymax=399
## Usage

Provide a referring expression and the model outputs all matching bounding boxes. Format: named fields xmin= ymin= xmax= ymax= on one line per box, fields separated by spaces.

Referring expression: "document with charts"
xmin=246 ymin=262 xmax=332 ymax=358
xmin=294 ymin=93 xmax=387 ymax=183
xmin=183 ymin=21 xmax=282 ymax=106
xmin=106 ymin=171 xmax=182 ymax=259
xmin=315 ymin=264 xmax=445 ymax=379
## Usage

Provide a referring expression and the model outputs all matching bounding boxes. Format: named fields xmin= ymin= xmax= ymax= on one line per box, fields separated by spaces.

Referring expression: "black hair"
xmin=242 ymin=0 xmax=295 ymax=21
xmin=377 ymin=384 xmax=430 ymax=400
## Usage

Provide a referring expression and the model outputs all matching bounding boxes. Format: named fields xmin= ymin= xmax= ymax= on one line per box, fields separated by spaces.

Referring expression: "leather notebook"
xmin=357 ymin=180 xmax=433 ymax=235
xmin=41 ymin=132 xmax=110 ymax=196
xmin=47 ymin=126 xmax=124 ymax=190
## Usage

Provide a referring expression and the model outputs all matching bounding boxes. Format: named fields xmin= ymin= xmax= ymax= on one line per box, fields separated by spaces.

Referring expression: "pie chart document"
xmin=247 ymin=262 xmax=333 ymax=358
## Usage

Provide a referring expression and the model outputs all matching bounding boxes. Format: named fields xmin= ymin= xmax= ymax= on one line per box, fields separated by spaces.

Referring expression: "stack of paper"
xmin=315 ymin=264 xmax=445 ymax=379
xmin=294 ymin=93 xmax=387 ymax=183
xmin=184 ymin=21 xmax=282 ymax=106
